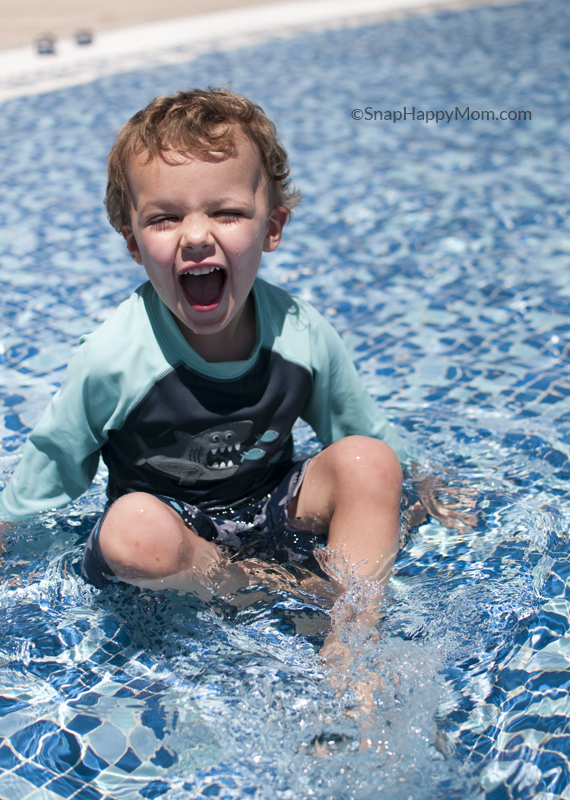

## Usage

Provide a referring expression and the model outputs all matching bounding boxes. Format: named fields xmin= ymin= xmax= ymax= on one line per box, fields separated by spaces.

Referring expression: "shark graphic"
xmin=135 ymin=421 xmax=254 ymax=485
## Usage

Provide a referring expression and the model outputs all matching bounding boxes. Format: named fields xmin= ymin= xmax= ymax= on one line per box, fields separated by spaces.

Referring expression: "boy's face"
xmin=122 ymin=132 xmax=286 ymax=358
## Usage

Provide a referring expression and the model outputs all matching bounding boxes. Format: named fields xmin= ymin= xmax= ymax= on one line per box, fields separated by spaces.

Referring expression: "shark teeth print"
xmin=210 ymin=442 xmax=241 ymax=469
xmin=211 ymin=443 xmax=241 ymax=456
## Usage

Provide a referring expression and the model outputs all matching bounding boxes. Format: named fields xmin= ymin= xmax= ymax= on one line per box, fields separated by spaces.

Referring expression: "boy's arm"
xmin=0 ymin=340 xmax=115 ymax=521
xmin=299 ymin=306 xmax=412 ymax=465
xmin=0 ymin=412 xmax=102 ymax=520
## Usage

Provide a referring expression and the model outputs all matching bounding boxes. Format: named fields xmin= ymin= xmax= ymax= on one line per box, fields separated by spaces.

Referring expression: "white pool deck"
xmin=0 ymin=0 xmax=519 ymax=102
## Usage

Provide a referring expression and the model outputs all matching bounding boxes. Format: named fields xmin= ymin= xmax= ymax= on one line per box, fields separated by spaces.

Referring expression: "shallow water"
xmin=1 ymin=0 xmax=570 ymax=797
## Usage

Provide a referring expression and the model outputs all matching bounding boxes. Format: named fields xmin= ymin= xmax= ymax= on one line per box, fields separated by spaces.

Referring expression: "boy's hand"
xmin=0 ymin=520 xmax=13 ymax=562
xmin=0 ymin=519 xmax=11 ymax=543
xmin=406 ymin=472 xmax=478 ymax=530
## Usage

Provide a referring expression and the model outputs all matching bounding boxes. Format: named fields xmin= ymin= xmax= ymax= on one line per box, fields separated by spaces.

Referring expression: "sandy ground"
xmin=0 ymin=0 xmax=302 ymax=50
xmin=0 ymin=0 xmax=516 ymax=51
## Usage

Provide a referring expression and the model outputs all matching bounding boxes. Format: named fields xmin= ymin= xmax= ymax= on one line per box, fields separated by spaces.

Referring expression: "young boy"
xmin=0 ymin=89 xmax=409 ymax=591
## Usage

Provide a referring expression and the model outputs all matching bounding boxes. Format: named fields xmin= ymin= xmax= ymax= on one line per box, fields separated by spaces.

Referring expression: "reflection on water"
xmin=1 ymin=0 xmax=570 ymax=797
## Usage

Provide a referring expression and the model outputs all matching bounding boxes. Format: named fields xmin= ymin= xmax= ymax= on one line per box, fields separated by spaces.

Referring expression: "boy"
xmin=0 ymin=89 xmax=408 ymax=591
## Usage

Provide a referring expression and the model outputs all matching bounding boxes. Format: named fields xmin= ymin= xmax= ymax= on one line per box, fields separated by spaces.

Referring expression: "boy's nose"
xmin=180 ymin=216 xmax=214 ymax=252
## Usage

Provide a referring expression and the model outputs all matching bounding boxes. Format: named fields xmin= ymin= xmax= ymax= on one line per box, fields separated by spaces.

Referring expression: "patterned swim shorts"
xmin=81 ymin=459 xmax=325 ymax=588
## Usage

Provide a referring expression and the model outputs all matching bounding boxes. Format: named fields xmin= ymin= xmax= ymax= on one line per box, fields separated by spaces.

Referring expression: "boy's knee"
xmin=99 ymin=492 xmax=191 ymax=579
xmin=327 ymin=435 xmax=402 ymax=488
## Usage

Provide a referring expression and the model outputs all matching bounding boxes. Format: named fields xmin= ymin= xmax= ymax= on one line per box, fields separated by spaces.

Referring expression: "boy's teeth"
xmin=183 ymin=266 xmax=221 ymax=276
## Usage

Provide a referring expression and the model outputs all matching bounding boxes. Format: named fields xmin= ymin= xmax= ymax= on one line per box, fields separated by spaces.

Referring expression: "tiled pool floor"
xmin=1 ymin=0 xmax=570 ymax=797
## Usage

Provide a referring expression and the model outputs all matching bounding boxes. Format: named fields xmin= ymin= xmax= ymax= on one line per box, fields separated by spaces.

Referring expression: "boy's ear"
xmin=263 ymin=207 xmax=288 ymax=253
xmin=121 ymin=226 xmax=144 ymax=265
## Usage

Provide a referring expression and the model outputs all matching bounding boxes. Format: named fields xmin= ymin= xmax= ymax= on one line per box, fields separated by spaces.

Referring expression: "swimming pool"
xmin=0 ymin=0 xmax=569 ymax=797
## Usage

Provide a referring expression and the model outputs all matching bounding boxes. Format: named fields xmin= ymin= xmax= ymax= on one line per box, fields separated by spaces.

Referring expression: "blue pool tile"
xmin=541 ymin=735 xmax=570 ymax=757
xmin=54 ymin=672 xmax=100 ymax=700
xmin=0 ymin=709 xmax=36 ymax=740
xmin=69 ymin=783 xmax=108 ymax=800
xmin=150 ymin=747 xmax=177 ymax=769
xmin=68 ymin=691 xmax=102 ymax=709
xmin=0 ymin=743 xmax=21 ymax=769
xmin=106 ymin=653 xmax=130 ymax=669
xmin=138 ymin=681 xmax=169 ymax=698
xmin=36 ymin=729 xmax=82 ymax=773
xmin=99 ymin=618 xmax=131 ymax=645
xmin=57 ymin=625 xmax=85 ymax=649
xmin=86 ymin=648 xmax=115 ymax=666
xmin=10 ymin=720 xmax=60 ymax=759
xmin=141 ymin=698 xmax=168 ymax=740
xmin=26 ymin=660 xmax=70 ymax=683
xmin=15 ymin=761 xmax=55 ymax=789
xmin=0 ymin=771 xmax=37 ymax=800
xmin=86 ymin=722 xmax=128 ymax=764
xmin=66 ymin=714 xmax=103 ymax=736
xmin=47 ymin=772 xmax=84 ymax=798
xmin=71 ymin=746 xmax=109 ymax=780
xmin=125 ymin=678 xmax=152 ymax=693
xmin=140 ymin=680 xmax=169 ymax=693
xmin=114 ymin=686 xmax=136 ymax=698
xmin=0 ymin=696 xmax=30 ymax=717
xmin=67 ymin=762 xmax=106 ymax=787
xmin=100 ymin=639 xmax=123 ymax=656
xmin=140 ymin=780 xmax=170 ymax=799
xmin=115 ymin=747 xmax=143 ymax=774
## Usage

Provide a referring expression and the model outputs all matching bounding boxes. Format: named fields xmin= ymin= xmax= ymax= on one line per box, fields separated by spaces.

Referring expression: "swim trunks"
xmin=81 ymin=458 xmax=324 ymax=588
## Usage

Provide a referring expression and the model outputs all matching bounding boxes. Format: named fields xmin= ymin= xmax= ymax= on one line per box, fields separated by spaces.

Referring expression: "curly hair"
xmin=105 ymin=88 xmax=301 ymax=231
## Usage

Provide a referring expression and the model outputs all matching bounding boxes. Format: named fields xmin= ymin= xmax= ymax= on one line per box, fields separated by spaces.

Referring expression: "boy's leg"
xmin=288 ymin=436 xmax=402 ymax=585
xmin=97 ymin=492 xmax=221 ymax=587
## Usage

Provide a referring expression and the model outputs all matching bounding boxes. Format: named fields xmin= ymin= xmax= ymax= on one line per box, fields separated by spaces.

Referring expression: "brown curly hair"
xmin=105 ymin=88 xmax=301 ymax=231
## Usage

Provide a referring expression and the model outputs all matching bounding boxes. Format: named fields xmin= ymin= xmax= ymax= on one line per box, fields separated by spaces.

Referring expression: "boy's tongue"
xmin=182 ymin=269 xmax=225 ymax=308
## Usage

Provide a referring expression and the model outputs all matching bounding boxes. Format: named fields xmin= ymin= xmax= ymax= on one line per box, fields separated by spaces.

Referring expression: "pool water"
xmin=1 ymin=0 xmax=570 ymax=797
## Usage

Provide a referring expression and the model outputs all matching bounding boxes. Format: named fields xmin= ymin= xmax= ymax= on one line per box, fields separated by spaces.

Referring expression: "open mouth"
xmin=180 ymin=266 xmax=226 ymax=310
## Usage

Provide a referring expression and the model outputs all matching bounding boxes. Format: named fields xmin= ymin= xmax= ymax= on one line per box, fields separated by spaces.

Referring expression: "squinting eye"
xmin=150 ymin=217 xmax=176 ymax=228
xmin=216 ymin=211 xmax=242 ymax=221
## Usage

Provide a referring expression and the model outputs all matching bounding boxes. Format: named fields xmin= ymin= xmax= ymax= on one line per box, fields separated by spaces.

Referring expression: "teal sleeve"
xmin=0 ymin=339 xmax=118 ymax=521
xmin=0 ymin=285 xmax=176 ymax=521
xmin=300 ymin=306 xmax=413 ymax=466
